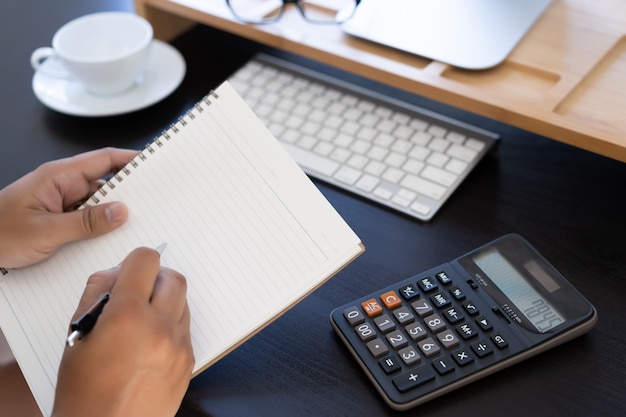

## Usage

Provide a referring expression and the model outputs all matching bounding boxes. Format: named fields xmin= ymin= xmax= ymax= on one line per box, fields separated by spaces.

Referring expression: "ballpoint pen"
xmin=66 ymin=243 xmax=167 ymax=347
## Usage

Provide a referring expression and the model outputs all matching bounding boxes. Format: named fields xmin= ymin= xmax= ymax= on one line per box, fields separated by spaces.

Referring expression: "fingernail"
xmin=105 ymin=202 xmax=126 ymax=224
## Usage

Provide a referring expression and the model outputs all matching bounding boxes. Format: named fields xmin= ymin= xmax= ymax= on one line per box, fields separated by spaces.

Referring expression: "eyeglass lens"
xmin=227 ymin=0 xmax=358 ymax=24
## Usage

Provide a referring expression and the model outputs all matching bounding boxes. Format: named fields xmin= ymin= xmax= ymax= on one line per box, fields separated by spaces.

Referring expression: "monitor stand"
xmin=341 ymin=0 xmax=553 ymax=70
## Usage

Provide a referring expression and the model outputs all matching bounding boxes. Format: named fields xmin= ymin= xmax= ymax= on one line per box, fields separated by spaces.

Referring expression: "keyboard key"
xmin=421 ymin=165 xmax=458 ymax=187
xmin=445 ymin=158 xmax=468 ymax=175
xmin=466 ymin=138 xmax=486 ymax=151
xmin=355 ymin=175 xmax=380 ymax=192
xmin=373 ymin=186 xmax=393 ymax=200
xmin=401 ymin=175 xmax=446 ymax=200
xmin=410 ymin=201 xmax=432 ymax=216
xmin=334 ymin=166 xmax=362 ymax=185
xmin=281 ymin=142 xmax=339 ymax=176
xmin=447 ymin=144 xmax=478 ymax=162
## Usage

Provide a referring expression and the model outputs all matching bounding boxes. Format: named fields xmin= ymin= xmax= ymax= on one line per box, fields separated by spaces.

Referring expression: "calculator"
xmin=330 ymin=234 xmax=597 ymax=411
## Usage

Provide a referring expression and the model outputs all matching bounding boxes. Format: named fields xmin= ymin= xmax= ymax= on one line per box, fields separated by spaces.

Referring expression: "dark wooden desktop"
xmin=1 ymin=1 xmax=625 ymax=416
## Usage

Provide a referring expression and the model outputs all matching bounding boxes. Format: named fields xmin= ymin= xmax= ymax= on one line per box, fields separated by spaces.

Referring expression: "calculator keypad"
xmin=331 ymin=266 xmax=515 ymax=408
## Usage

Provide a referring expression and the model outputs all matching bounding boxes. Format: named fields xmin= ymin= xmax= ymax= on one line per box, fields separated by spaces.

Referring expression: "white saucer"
xmin=32 ymin=40 xmax=186 ymax=117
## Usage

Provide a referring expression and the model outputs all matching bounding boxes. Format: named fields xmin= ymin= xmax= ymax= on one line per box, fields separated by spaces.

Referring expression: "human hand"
xmin=0 ymin=148 xmax=137 ymax=268
xmin=52 ymin=247 xmax=194 ymax=417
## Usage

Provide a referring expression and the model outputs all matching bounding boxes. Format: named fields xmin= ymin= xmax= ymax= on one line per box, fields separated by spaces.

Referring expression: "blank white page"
xmin=0 ymin=81 xmax=363 ymax=416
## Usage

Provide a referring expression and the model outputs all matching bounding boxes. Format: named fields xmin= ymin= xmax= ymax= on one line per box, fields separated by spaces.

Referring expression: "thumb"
xmin=54 ymin=202 xmax=128 ymax=244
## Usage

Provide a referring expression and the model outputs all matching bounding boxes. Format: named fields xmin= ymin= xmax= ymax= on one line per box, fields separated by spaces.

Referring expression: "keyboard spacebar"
xmin=280 ymin=143 xmax=340 ymax=177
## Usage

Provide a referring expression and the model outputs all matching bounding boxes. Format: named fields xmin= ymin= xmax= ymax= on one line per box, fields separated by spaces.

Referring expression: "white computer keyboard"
xmin=228 ymin=54 xmax=498 ymax=221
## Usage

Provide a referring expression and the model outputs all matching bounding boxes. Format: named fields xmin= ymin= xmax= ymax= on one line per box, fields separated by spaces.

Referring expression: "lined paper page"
xmin=0 ymin=82 xmax=363 ymax=416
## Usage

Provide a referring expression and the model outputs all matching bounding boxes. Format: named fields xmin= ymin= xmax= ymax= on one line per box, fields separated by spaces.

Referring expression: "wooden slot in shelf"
xmin=134 ymin=0 xmax=626 ymax=162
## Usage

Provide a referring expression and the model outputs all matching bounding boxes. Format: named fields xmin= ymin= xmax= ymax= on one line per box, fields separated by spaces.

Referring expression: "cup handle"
xmin=30 ymin=47 xmax=71 ymax=78
xmin=31 ymin=47 xmax=56 ymax=71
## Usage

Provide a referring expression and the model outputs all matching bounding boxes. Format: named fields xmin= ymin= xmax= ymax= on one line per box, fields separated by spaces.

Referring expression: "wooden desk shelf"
xmin=134 ymin=0 xmax=626 ymax=162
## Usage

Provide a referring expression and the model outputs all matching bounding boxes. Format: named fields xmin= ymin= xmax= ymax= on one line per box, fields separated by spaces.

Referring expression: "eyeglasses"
xmin=225 ymin=0 xmax=361 ymax=25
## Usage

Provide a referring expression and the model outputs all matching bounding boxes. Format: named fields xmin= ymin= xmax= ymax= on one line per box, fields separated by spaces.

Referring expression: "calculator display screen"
xmin=473 ymin=248 xmax=565 ymax=333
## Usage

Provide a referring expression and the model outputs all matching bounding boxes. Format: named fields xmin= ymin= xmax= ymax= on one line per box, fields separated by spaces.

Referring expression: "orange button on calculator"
xmin=361 ymin=298 xmax=383 ymax=317
xmin=381 ymin=290 xmax=402 ymax=309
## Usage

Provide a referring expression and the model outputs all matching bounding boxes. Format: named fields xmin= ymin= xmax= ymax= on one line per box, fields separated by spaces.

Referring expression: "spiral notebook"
xmin=0 ymin=81 xmax=364 ymax=417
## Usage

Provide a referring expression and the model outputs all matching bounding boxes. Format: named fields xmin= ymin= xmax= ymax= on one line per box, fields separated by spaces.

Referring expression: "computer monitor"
xmin=341 ymin=0 xmax=553 ymax=70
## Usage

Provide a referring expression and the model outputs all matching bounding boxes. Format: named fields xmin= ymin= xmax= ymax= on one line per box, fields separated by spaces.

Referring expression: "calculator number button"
xmin=405 ymin=322 xmax=428 ymax=341
xmin=417 ymin=337 xmax=441 ymax=358
xmin=411 ymin=299 xmax=434 ymax=317
xmin=398 ymin=346 xmax=422 ymax=366
xmin=392 ymin=306 xmax=415 ymax=325
xmin=343 ymin=306 xmax=365 ymax=326
xmin=355 ymin=323 xmax=377 ymax=342
xmin=386 ymin=330 xmax=409 ymax=350
xmin=436 ymin=329 xmax=460 ymax=349
xmin=424 ymin=314 xmax=446 ymax=333
xmin=374 ymin=314 xmax=396 ymax=333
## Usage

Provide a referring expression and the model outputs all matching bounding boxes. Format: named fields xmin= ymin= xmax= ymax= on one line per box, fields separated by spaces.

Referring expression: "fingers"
xmin=150 ymin=267 xmax=189 ymax=323
xmin=46 ymin=147 xmax=138 ymax=208
xmin=110 ymin=249 xmax=189 ymax=325
xmin=46 ymin=201 xmax=129 ymax=243
xmin=62 ymin=147 xmax=137 ymax=183
xmin=74 ymin=247 xmax=189 ymax=323
xmin=111 ymin=247 xmax=162 ymax=300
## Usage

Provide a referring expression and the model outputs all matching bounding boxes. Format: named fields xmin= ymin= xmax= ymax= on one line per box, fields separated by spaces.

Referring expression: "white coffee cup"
xmin=31 ymin=12 xmax=153 ymax=96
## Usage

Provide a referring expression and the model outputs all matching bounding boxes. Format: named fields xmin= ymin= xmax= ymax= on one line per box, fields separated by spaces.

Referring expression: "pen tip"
xmin=155 ymin=242 xmax=167 ymax=256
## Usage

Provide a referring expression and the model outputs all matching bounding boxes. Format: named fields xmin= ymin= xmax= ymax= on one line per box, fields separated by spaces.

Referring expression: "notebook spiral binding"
xmin=84 ymin=89 xmax=220 ymax=207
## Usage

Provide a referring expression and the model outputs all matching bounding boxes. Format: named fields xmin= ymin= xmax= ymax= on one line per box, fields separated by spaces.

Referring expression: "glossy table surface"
xmin=1 ymin=1 xmax=625 ymax=416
